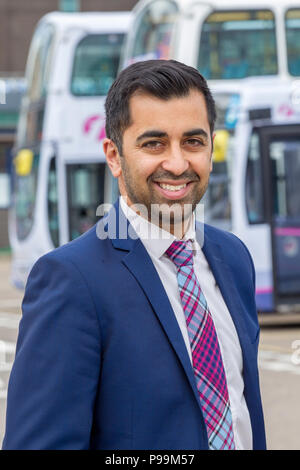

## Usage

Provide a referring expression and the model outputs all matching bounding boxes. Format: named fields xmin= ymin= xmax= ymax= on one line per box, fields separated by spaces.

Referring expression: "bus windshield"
xmin=286 ymin=9 xmax=300 ymax=76
xmin=198 ymin=10 xmax=277 ymax=80
xmin=71 ymin=34 xmax=125 ymax=96
xmin=128 ymin=0 xmax=178 ymax=63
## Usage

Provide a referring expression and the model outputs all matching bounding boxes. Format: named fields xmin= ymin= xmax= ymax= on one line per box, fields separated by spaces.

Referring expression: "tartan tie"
xmin=166 ymin=240 xmax=235 ymax=450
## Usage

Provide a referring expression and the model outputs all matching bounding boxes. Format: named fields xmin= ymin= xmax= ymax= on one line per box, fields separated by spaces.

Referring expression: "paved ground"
xmin=0 ymin=253 xmax=300 ymax=450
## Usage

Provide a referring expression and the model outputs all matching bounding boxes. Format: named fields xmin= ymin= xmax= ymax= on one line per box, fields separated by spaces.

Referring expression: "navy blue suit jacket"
xmin=3 ymin=201 xmax=266 ymax=450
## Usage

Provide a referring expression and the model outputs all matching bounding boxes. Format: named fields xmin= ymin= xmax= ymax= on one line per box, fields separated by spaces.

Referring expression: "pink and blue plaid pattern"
xmin=166 ymin=240 xmax=235 ymax=450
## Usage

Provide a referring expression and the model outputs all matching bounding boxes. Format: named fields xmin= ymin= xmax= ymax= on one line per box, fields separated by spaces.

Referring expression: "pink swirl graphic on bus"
xmin=83 ymin=114 xmax=106 ymax=141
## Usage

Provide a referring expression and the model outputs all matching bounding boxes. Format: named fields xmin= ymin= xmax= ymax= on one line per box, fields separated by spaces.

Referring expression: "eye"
xmin=184 ymin=138 xmax=204 ymax=147
xmin=142 ymin=140 xmax=164 ymax=150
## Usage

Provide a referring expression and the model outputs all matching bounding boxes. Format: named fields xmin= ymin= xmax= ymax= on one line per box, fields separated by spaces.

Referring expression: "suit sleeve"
xmin=2 ymin=251 xmax=101 ymax=449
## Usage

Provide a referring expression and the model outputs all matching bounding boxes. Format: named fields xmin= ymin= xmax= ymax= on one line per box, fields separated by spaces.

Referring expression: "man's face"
xmin=105 ymin=89 xmax=213 ymax=230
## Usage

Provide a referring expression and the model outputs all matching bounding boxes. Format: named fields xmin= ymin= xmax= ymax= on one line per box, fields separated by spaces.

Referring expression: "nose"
xmin=161 ymin=143 xmax=189 ymax=176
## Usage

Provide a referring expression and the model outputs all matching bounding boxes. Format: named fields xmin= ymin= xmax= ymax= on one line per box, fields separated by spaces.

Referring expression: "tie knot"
xmin=165 ymin=240 xmax=194 ymax=268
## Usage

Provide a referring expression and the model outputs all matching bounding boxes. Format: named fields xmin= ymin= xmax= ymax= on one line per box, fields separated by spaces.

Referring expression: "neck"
xmin=162 ymin=217 xmax=192 ymax=240
xmin=120 ymin=196 xmax=194 ymax=240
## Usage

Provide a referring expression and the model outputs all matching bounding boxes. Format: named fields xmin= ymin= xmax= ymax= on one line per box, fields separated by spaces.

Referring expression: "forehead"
xmin=127 ymin=90 xmax=210 ymax=134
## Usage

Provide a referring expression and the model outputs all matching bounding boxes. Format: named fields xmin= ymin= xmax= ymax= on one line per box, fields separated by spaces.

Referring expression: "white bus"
xmin=9 ymin=11 xmax=131 ymax=289
xmin=121 ymin=0 xmax=300 ymax=82
xmin=206 ymin=76 xmax=300 ymax=312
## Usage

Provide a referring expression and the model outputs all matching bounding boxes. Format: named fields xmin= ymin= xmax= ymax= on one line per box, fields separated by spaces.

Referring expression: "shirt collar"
xmin=119 ymin=196 xmax=197 ymax=259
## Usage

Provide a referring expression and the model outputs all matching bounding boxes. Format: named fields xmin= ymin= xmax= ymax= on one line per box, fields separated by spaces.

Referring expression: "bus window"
xmin=286 ymin=9 xmax=300 ymax=76
xmin=67 ymin=162 xmax=105 ymax=241
xmin=198 ymin=10 xmax=277 ymax=80
xmin=270 ymin=139 xmax=300 ymax=218
xmin=204 ymin=130 xmax=233 ymax=230
xmin=14 ymin=149 xmax=39 ymax=241
xmin=48 ymin=156 xmax=59 ymax=248
xmin=203 ymin=92 xmax=240 ymax=229
xmin=129 ymin=0 xmax=178 ymax=63
xmin=246 ymin=131 xmax=265 ymax=224
xmin=0 ymin=144 xmax=10 ymax=209
xmin=20 ymin=106 xmax=44 ymax=147
xmin=17 ymin=23 xmax=54 ymax=148
xmin=71 ymin=34 xmax=125 ymax=96
xmin=26 ymin=23 xmax=55 ymax=102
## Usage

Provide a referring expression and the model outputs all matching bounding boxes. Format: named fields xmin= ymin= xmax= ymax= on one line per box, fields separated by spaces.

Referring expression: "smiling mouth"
xmin=152 ymin=180 xmax=194 ymax=199
xmin=158 ymin=183 xmax=188 ymax=192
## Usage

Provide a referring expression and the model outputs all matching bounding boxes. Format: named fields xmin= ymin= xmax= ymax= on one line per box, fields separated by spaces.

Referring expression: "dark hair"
xmin=105 ymin=59 xmax=216 ymax=154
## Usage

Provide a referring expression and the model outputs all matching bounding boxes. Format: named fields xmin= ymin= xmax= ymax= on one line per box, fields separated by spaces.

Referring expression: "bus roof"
xmin=157 ymin=0 xmax=300 ymax=11
xmin=211 ymin=75 xmax=294 ymax=98
xmin=37 ymin=11 xmax=132 ymax=33
xmin=211 ymin=76 xmax=300 ymax=124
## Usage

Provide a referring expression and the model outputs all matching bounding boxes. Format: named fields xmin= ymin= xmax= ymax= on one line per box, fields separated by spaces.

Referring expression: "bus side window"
xmin=48 ymin=156 xmax=59 ymax=248
xmin=0 ymin=144 xmax=11 ymax=209
xmin=286 ymin=9 xmax=300 ymax=77
xmin=201 ymin=128 xmax=232 ymax=231
xmin=129 ymin=0 xmax=178 ymax=62
xmin=14 ymin=150 xmax=39 ymax=241
xmin=246 ymin=131 xmax=265 ymax=224
xmin=26 ymin=22 xmax=55 ymax=102
xmin=17 ymin=22 xmax=54 ymax=148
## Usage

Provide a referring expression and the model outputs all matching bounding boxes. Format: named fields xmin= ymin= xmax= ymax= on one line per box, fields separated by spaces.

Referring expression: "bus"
xmin=9 ymin=11 xmax=131 ymax=289
xmin=121 ymin=0 xmax=300 ymax=82
xmin=206 ymin=76 xmax=300 ymax=312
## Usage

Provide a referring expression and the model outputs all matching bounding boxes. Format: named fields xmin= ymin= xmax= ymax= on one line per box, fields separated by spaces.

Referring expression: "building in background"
xmin=0 ymin=0 xmax=138 ymax=74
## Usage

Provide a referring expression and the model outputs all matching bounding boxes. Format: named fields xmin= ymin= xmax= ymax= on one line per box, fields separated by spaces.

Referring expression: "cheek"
xmin=133 ymin=156 xmax=160 ymax=181
xmin=192 ymin=156 xmax=212 ymax=176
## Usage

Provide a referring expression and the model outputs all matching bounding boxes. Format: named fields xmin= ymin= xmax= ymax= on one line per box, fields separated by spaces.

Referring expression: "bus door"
xmin=261 ymin=125 xmax=300 ymax=308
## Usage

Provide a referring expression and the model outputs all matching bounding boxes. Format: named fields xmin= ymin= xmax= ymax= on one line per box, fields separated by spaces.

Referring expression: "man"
xmin=3 ymin=60 xmax=266 ymax=450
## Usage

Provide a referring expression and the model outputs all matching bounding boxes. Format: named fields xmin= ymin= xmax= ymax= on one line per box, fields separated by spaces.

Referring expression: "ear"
xmin=103 ymin=138 xmax=122 ymax=178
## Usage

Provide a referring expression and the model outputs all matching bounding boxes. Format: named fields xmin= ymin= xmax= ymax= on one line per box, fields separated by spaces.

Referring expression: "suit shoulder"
xmin=40 ymin=223 xmax=107 ymax=262
xmin=201 ymin=223 xmax=255 ymax=275
xmin=202 ymin=223 xmax=255 ymax=285
xmin=203 ymin=223 xmax=251 ymax=255
xmin=29 ymin=223 xmax=111 ymax=282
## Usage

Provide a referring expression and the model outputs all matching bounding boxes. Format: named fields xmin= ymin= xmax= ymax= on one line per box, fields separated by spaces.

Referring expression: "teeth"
xmin=159 ymin=183 xmax=187 ymax=191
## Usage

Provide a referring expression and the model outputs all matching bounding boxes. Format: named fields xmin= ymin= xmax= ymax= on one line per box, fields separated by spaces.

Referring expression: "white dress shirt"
xmin=120 ymin=196 xmax=253 ymax=450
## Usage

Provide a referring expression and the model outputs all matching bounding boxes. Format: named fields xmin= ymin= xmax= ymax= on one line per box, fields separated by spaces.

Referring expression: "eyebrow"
xmin=136 ymin=130 xmax=167 ymax=143
xmin=183 ymin=128 xmax=209 ymax=140
xmin=136 ymin=128 xmax=209 ymax=144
